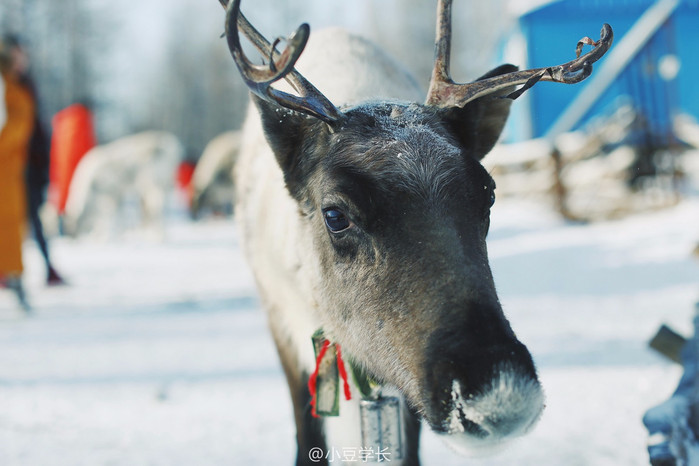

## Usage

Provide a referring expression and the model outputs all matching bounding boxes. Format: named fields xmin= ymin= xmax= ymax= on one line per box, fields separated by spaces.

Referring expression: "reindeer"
xmin=191 ymin=130 xmax=241 ymax=218
xmin=219 ymin=0 xmax=612 ymax=464
xmin=63 ymin=131 xmax=183 ymax=238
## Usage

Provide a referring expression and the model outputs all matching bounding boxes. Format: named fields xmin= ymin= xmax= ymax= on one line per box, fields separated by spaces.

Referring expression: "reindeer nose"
xmin=423 ymin=322 xmax=543 ymax=441
xmin=428 ymin=339 xmax=538 ymax=400
xmin=440 ymin=369 xmax=544 ymax=455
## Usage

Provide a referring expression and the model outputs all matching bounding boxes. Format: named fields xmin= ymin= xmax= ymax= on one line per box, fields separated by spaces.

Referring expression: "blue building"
xmin=504 ymin=0 xmax=699 ymax=145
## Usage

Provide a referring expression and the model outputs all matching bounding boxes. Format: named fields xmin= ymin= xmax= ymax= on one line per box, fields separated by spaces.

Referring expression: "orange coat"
xmin=0 ymin=73 xmax=34 ymax=275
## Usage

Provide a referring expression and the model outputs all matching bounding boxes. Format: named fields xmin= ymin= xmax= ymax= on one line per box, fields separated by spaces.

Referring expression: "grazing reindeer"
xmin=220 ymin=0 xmax=611 ymax=464
xmin=63 ymin=131 xmax=183 ymax=238
xmin=191 ymin=130 xmax=241 ymax=218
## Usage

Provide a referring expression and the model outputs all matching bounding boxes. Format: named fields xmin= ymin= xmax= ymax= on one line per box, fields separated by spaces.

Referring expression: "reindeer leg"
xmin=268 ymin=317 xmax=328 ymax=466
xmin=402 ymin=404 xmax=422 ymax=466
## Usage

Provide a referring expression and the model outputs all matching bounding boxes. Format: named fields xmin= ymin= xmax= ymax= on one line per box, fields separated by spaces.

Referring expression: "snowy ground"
xmin=0 ymin=192 xmax=698 ymax=465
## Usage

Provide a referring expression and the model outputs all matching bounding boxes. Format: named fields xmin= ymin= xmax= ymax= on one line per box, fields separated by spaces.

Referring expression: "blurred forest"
xmin=0 ymin=0 xmax=510 ymax=161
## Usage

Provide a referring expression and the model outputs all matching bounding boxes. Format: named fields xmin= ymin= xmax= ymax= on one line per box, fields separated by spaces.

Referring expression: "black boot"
xmin=47 ymin=266 xmax=66 ymax=286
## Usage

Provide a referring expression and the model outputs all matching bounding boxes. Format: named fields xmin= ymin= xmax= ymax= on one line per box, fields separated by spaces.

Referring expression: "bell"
xmin=359 ymin=396 xmax=404 ymax=461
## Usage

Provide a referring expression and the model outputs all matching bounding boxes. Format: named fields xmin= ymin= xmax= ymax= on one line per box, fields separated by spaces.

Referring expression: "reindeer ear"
xmin=438 ymin=64 xmax=518 ymax=161
xmin=252 ymin=95 xmax=327 ymax=199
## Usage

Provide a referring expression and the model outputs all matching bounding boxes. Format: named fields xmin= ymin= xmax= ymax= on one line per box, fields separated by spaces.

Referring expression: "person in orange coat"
xmin=8 ymin=35 xmax=67 ymax=287
xmin=0 ymin=37 xmax=33 ymax=310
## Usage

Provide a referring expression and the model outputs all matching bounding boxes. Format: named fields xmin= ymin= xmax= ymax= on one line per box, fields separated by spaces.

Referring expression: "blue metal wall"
xmin=674 ymin=2 xmax=699 ymax=124
xmin=513 ymin=0 xmax=698 ymax=142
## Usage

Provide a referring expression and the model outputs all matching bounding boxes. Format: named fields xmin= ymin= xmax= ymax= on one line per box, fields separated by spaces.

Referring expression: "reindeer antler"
xmin=425 ymin=0 xmax=613 ymax=108
xmin=220 ymin=0 xmax=342 ymax=125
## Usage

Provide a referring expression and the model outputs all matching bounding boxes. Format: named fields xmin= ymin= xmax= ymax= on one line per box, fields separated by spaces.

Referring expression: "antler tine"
xmin=426 ymin=0 xmax=455 ymax=103
xmin=221 ymin=0 xmax=342 ymax=125
xmin=425 ymin=1 xmax=614 ymax=108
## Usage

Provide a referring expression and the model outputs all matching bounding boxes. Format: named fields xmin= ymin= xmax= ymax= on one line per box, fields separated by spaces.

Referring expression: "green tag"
xmin=350 ymin=362 xmax=380 ymax=400
xmin=312 ymin=330 xmax=340 ymax=416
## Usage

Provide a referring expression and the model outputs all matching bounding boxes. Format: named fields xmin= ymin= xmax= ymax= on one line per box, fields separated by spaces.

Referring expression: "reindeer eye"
xmin=323 ymin=209 xmax=351 ymax=233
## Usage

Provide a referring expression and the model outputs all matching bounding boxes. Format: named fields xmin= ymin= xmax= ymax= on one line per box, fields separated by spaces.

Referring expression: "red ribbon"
xmin=308 ymin=340 xmax=352 ymax=418
xmin=336 ymin=343 xmax=352 ymax=402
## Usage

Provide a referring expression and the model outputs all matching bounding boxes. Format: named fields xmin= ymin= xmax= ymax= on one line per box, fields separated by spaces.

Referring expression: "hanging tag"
xmin=350 ymin=362 xmax=380 ymax=399
xmin=312 ymin=330 xmax=340 ymax=416
xmin=360 ymin=396 xmax=404 ymax=460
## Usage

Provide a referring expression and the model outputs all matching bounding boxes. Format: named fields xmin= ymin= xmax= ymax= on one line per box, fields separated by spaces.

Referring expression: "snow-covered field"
xmin=1 ymin=192 xmax=697 ymax=465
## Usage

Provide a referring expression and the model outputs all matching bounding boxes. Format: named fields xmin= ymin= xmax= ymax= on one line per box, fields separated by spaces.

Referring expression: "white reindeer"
xmin=191 ymin=130 xmax=241 ymax=218
xmin=63 ymin=131 xmax=183 ymax=238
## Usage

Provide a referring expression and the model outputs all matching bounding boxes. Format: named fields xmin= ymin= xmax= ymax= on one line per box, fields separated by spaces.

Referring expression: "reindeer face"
xmin=254 ymin=97 xmax=544 ymax=451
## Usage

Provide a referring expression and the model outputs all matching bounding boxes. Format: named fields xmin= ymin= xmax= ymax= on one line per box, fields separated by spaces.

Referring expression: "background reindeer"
xmin=191 ymin=130 xmax=241 ymax=218
xmin=220 ymin=0 xmax=611 ymax=464
xmin=62 ymin=131 xmax=183 ymax=239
